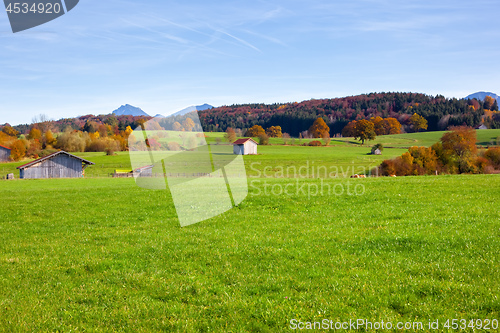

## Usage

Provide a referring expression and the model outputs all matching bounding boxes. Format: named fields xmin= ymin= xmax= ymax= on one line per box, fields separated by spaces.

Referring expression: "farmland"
xmin=0 ymin=130 xmax=499 ymax=332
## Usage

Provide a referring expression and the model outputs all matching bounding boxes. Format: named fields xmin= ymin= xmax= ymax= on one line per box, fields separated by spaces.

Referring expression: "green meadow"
xmin=0 ymin=130 xmax=499 ymax=332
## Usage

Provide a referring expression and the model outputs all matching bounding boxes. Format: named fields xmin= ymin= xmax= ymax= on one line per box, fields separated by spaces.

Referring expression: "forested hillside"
xmin=198 ymin=92 xmax=499 ymax=135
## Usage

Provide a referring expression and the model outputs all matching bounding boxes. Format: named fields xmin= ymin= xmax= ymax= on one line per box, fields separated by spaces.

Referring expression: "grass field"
xmin=0 ymin=175 xmax=499 ymax=331
xmin=2 ymin=129 xmax=499 ymax=179
xmin=0 ymin=129 xmax=499 ymax=332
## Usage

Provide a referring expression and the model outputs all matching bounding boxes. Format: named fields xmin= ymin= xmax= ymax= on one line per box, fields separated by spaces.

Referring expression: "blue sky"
xmin=1 ymin=0 xmax=499 ymax=125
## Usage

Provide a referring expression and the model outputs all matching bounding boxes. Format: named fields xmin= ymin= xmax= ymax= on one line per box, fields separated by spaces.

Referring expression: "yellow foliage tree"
xmin=183 ymin=118 xmax=195 ymax=132
xmin=409 ymin=113 xmax=428 ymax=132
xmin=10 ymin=140 xmax=26 ymax=161
xmin=266 ymin=126 xmax=283 ymax=138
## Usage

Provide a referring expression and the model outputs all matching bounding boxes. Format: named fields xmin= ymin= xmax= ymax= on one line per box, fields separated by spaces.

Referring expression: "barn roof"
xmin=0 ymin=144 xmax=11 ymax=150
xmin=233 ymin=138 xmax=258 ymax=145
xmin=17 ymin=151 xmax=95 ymax=169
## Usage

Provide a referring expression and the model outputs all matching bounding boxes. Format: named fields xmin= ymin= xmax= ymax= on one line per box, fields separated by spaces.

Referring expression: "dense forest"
xmin=198 ymin=92 xmax=500 ymax=136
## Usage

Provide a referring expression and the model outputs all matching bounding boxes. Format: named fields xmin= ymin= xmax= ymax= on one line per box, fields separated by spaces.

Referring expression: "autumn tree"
xmin=441 ymin=127 xmax=477 ymax=158
xmin=225 ymin=127 xmax=236 ymax=142
xmin=484 ymin=96 xmax=496 ymax=110
xmin=384 ymin=118 xmax=402 ymax=134
xmin=10 ymin=140 xmax=26 ymax=161
xmin=409 ymin=113 xmax=428 ymax=132
xmin=353 ymin=119 xmax=376 ymax=144
xmin=408 ymin=146 xmax=438 ymax=175
xmin=309 ymin=118 xmax=330 ymax=138
xmin=245 ymin=125 xmax=265 ymax=137
xmin=172 ymin=122 xmax=182 ymax=131
xmin=266 ymin=126 xmax=283 ymax=138
xmin=45 ymin=130 xmax=56 ymax=147
xmin=28 ymin=128 xmax=42 ymax=141
xmin=182 ymin=118 xmax=195 ymax=132
xmin=341 ymin=120 xmax=357 ymax=137
xmin=370 ymin=117 xmax=386 ymax=135
xmin=440 ymin=126 xmax=477 ymax=173
xmin=2 ymin=125 xmax=19 ymax=137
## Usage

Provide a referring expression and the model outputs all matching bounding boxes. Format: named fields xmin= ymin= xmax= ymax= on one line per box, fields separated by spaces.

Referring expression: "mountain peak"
xmin=465 ymin=92 xmax=500 ymax=103
xmin=170 ymin=104 xmax=214 ymax=117
xmin=112 ymin=104 xmax=149 ymax=117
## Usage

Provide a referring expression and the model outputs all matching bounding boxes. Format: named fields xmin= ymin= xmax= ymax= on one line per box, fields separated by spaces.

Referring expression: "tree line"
xmin=198 ymin=92 xmax=499 ymax=136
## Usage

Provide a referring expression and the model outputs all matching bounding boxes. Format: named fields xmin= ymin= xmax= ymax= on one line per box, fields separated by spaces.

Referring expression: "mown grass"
xmin=0 ymin=174 xmax=499 ymax=332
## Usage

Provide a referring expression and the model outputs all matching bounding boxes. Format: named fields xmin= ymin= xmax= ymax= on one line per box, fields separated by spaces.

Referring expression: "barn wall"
xmin=0 ymin=147 xmax=10 ymax=162
xmin=243 ymin=142 xmax=257 ymax=155
xmin=21 ymin=154 xmax=83 ymax=179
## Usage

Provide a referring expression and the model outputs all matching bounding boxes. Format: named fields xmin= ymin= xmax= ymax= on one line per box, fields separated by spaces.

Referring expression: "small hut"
xmin=233 ymin=138 xmax=258 ymax=155
xmin=17 ymin=151 xmax=94 ymax=179
xmin=0 ymin=145 xmax=11 ymax=162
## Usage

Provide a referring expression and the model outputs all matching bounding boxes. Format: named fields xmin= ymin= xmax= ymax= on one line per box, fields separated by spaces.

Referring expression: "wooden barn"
xmin=233 ymin=138 xmax=258 ymax=155
xmin=0 ymin=145 xmax=11 ymax=162
xmin=17 ymin=151 xmax=95 ymax=179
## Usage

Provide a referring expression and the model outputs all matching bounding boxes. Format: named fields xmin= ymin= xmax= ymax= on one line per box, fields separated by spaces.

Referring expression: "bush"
xmin=484 ymin=147 xmax=500 ymax=169
xmin=308 ymin=140 xmax=322 ymax=146
xmin=167 ymin=142 xmax=181 ymax=151
xmin=258 ymin=133 xmax=269 ymax=145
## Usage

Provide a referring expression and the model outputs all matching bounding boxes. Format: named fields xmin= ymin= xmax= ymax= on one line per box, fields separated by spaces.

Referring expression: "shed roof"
xmin=17 ymin=151 xmax=95 ymax=170
xmin=0 ymin=144 xmax=11 ymax=150
xmin=233 ymin=138 xmax=258 ymax=145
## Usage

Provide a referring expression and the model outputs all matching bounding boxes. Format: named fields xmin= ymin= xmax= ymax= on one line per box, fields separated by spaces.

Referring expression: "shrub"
xmin=258 ymin=133 xmax=269 ymax=145
xmin=282 ymin=133 xmax=291 ymax=145
xmin=308 ymin=140 xmax=322 ymax=146
xmin=484 ymin=147 xmax=500 ymax=169
xmin=167 ymin=142 xmax=181 ymax=151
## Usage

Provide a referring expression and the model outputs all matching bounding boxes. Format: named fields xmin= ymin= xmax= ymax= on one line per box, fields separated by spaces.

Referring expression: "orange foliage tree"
xmin=309 ymin=118 xmax=330 ymax=138
xmin=370 ymin=117 xmax=385 ymax=135
xmin=341 ymin=120 xmax=357 ymax=137
xmin=384 ymin=118 xmax=402 ymax=134
xmin=245 ymin=125 xmax=266 ymax=137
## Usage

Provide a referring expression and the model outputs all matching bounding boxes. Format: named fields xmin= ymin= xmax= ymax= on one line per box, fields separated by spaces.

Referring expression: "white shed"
xmin=233 ymin=138 xmax=258 ymax=155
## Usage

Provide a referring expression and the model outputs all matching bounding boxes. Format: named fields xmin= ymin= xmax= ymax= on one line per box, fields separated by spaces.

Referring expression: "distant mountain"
xmin=153 ymin=114 xmax=165 ymax=118
xmin=112 ymin=104 xmax=149 ymax=117
xmin=465 ymin=92 xmax=500 ymax=103
xmin=170 ymin=104 xmax=213 ymax=117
